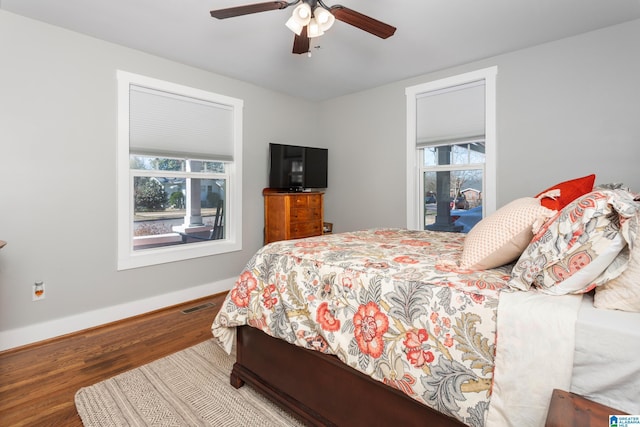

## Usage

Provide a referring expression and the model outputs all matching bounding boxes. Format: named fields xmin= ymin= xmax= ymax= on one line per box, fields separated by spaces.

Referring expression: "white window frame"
xmin=405 ymin=67 xmax=497 ymax=230
xmin=116 ymin=71 xmax=243 ymax=270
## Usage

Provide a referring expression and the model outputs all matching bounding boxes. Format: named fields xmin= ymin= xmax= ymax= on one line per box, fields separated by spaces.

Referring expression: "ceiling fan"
xmin=210 ymin=1 xmax=396 ymax=54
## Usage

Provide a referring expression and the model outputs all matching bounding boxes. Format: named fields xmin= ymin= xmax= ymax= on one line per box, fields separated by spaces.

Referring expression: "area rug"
xmin=75 ymin=339 xmax=303 ymax=426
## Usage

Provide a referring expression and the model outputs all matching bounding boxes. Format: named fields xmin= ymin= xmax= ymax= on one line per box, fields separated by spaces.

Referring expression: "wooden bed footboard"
xmin=231 ymin=325 xmax=465 ymax=426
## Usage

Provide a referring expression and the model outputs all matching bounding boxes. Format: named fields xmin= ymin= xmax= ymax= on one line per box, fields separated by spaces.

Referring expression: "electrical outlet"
xmin=33 ymin=281 xmax=45 ymax=301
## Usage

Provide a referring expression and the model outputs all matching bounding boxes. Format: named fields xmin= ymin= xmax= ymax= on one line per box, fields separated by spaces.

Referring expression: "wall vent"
xmin=181 ymin=302 xmax=215 ymax=314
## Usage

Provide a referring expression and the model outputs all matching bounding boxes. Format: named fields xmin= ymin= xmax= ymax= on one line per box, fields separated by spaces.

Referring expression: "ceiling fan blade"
xmin=210 ymin=1 xmax=290 ymax=19
xmin=329 ymin=6 xmax=396 ymax=39
xmin=292 ymin=27 xmax=310 ymax=54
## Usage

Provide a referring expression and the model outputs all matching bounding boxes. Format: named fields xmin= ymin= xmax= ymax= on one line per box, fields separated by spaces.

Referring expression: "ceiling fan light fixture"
xmin=285 ymin=16 xmax=305 ymax=35
xmin=291 ymin=3 xmax=312 ymax=25
xmin=307 ymin=17 xmax=324 ymax=38
xmin=208 ymin=1 xmax=397 ymax=54
xmin=314 ymin=7 xmax=335 ymax=31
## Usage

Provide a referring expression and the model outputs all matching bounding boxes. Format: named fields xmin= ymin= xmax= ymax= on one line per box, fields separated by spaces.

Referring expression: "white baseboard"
xmin=0 ymin=278 xmax=234 ymax=352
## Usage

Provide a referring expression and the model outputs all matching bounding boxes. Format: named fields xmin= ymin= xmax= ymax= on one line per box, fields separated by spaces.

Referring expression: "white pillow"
xmin=460 ymin=197 xmax=555 ymax=270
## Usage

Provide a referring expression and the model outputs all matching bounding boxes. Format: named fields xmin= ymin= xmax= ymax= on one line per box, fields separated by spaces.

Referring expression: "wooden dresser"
xmin=263 ymin=189 xmax=324 ymax=244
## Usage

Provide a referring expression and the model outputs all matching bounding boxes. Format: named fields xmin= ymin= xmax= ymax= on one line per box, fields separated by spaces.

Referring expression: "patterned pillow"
xmin=594 ymin=211 xmax=640 ymax=312
xmin=460 ymin=197 xmax=556 ymax=270
xmin=509 ymin=190 xmax=639 ymax=294
xmin=535 ymin=174 xmax=595 ymax=211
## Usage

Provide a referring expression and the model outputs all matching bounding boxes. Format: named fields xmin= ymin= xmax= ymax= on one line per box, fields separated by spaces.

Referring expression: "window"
xmin=406 ymin=67 xmax=497 ymax=232
xmin=117 ymin=71 xmax=243 ymax=270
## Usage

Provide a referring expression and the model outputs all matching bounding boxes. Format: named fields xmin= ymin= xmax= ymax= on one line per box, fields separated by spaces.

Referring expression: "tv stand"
xmin=263 ymin=189 xmax=324 ymax=244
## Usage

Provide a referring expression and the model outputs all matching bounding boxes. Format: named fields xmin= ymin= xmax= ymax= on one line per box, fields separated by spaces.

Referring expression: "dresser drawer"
xmin=290 ymin=221 xmax=322 ymax=238
xmin=290 ymin=194 xmax=322 ymax=208
xmin=308 ymin=195 xmax=322 ymax=208
xmin=290 ymin=208 xmax=321 ymax=222
xmin=291 ymin=195 xmax=310 ymax=208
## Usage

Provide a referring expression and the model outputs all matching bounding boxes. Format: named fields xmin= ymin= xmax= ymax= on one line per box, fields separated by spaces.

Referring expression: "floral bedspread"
xmin=212 ymin=228 xmax=514 ymax=426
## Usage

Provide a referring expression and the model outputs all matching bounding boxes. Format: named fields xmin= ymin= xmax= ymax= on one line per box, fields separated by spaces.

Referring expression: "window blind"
xmin=129 ymin=85 xmax=234 ymax=161
xmin=415 ymin=81 xmax=485 ymax=148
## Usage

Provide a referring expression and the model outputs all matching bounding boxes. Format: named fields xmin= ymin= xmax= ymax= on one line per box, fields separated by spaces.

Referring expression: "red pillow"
xmin=535 ymin=174 xmax=596 ymax=211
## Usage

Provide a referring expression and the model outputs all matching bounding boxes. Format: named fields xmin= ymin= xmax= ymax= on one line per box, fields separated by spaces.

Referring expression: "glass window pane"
xmin=422 ymin=142 xmax=486 ymax=167
xmin=466 ymin=142 xmax=485 ymax=164
xmin=130 ymin=155 xmax=185 ymax=171
xmin=132 ymin=176 xmax=226 ymax=250
xmin=451 ymin=144 xmax=469 ymax=165
xmin=202 ymin=161 xmax=225 ymax=173
xmin=450 ymin=169 xmax=483 ymax=206
xmin=188 ymin=159 xmax=227 ymax=174
xmin=451 ymin=170 xmax=483 ymax=232
xmin=130 ymin=155 xmax=226 ymax=174
xmin=423 ymin=145 xmax=453 ymax=166
xmin=423 ymin=147 xmax=438 ymax=166
xmin=423 ymin=171 xmax=437 ymax=228
xmin=423 ymin=169 xmax=483 ymax=232
xmin=200 ymin=179 xmax=226 ymax=209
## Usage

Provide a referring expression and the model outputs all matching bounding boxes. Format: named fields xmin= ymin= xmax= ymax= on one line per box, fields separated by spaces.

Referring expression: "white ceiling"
xmin=3 ymin=0 xmax=640 ymax=101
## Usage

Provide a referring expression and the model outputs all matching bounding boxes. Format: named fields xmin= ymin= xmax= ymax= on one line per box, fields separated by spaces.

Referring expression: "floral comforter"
xmin=212 ymin=228 xmax=514 ymax=426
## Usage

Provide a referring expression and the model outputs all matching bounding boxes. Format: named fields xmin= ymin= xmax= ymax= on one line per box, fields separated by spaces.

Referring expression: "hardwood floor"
xmin=0 ymin=293 xmax=227 ymax=427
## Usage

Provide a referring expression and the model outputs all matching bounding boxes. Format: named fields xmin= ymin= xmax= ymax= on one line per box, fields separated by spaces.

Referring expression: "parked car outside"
xmin=450 ymin=195 xmax=469 ymax=210
xmin=450 ymin=205 xmax=482 ymax=233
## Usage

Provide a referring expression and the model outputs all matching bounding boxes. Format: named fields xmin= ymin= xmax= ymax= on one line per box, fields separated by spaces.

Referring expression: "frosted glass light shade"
xmin=307 ymin=17 xmax=324 ymax=38
xmin=314 ymin=7 xmax=335 ymax=31
xmin=285 ymin=16 xmax=304 ymax=35
xmin=291 ymin=3 xmax=311 ymax=25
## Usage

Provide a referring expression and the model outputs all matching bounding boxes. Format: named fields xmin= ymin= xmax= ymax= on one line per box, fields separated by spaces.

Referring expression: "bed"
xmin=212 ymin=187 xmax=640 ymax=426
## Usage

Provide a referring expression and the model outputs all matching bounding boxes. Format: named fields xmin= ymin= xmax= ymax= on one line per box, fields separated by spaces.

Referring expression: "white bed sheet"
xmin=570 ymin=292 xmax=640 ymax=414
xmin=486 ymin=291 xmax=583 ymax=427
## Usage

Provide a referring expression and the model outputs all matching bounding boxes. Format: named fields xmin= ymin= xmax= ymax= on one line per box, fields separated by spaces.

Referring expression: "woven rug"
xmin=75 ymin=339 xmax=304 ymax=426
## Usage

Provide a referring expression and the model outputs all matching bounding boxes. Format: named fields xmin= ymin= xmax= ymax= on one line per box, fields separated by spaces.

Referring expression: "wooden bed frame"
xmin=230 ymin=325 xmax=466 ymax=426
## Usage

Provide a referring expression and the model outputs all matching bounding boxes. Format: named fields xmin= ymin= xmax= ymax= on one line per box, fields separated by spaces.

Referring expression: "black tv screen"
xmin=269 ymin=143 xmax=328 ymax=190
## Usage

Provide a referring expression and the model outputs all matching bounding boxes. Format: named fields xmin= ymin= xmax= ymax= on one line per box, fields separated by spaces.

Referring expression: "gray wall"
xmin=320 ymin=19 xmax=640 ymax=233
xmin=1 ymin=9 xmax=638 ymax=343
xmin=0 ymin=11 xmax=320 ymax=335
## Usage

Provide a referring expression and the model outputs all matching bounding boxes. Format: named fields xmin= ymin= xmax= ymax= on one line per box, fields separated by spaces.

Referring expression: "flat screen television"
xmin=269 ymin=143 xmax=328 ymax=191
